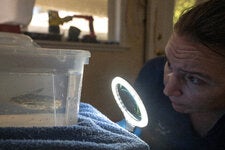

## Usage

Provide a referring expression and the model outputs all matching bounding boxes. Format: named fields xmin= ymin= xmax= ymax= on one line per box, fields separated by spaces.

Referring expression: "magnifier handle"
xmin=125 ymin=120 xmax=135 ymax=132
xmin=133 ymin=127 xmax=142 ymax=137
xmin=117 ymin=119 xmax=142 ymax=136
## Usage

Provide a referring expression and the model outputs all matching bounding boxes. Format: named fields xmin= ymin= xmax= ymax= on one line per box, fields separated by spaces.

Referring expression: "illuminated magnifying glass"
xmin=111 ymin=77 xmax=148 ymax=133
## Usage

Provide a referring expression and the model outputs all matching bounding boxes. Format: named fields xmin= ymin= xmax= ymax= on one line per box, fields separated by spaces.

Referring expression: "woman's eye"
xmin=184 ymin=74 xmax=204 ymax=85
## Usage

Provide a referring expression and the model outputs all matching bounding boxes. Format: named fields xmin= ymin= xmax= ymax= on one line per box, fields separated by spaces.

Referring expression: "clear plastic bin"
xmin=0 ymin=32 xmax=90 ymax=127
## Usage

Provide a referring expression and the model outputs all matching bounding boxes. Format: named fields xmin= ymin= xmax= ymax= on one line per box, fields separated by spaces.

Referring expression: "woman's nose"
xmin=163 ymin=73 xmax=182 ymax=97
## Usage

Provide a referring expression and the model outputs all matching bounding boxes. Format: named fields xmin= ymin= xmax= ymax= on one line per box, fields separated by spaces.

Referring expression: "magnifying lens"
xmin=111 ymin=77 xmax=148 ymax=134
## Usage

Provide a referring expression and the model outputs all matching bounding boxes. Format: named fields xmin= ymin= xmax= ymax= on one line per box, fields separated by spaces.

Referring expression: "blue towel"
xmin=0 ymin=102 xmax=150 ymax=150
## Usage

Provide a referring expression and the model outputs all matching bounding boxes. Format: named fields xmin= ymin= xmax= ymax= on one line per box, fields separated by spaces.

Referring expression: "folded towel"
xmin=0 ymin=102 xmax=150 ymax=150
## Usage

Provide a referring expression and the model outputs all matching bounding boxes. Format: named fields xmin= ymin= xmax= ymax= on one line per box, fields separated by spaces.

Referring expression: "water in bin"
xmin=0 ymin=32 xmax=90 ymax=127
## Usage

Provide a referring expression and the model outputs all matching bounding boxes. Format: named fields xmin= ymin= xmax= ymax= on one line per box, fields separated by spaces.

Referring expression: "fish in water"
xmin=10 ymin=88 xmax=62 ymax=111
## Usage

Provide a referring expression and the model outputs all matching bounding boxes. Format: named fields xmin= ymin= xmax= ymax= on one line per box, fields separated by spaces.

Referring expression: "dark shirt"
xmin=134 ymin=56 xmax=225 ymax=150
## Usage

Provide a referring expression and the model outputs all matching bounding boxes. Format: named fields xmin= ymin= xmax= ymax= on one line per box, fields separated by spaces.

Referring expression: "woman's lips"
xmin=168 ymin=97 xmax=187 ymax=113
xmin=168 ymin=97 xmax=179 ymax=103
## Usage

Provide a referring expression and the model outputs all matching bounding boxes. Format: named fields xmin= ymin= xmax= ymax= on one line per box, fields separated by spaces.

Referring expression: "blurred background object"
xmin=0 ymin=0 xmax=35 ymax=33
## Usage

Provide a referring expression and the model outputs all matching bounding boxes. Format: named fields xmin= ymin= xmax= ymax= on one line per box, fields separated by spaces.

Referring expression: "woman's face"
xmin=163 ymin=33 xmax=225 ymax=114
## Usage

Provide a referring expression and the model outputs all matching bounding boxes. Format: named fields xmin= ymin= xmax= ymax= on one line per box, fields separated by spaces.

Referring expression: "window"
xmin=27 ymin=0 xmax=121 ymax=43
xmin=173 ymin=0 xmax=196 ymax=24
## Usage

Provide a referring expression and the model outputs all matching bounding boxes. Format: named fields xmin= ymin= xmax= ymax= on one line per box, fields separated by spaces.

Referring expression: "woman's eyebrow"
xmin=165 ymin=54 xmax=212 ymax=81
xmin=165 ymin=55 xmax=211 ymax=80
xmin=178 ymin=69 xmax=211 ymax=80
